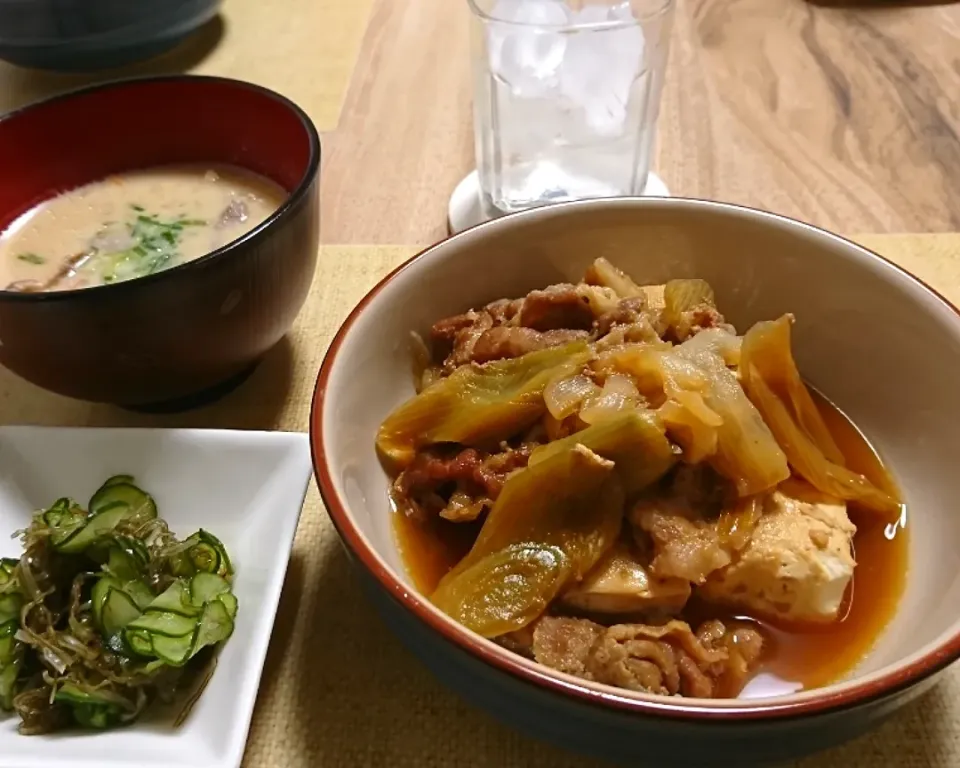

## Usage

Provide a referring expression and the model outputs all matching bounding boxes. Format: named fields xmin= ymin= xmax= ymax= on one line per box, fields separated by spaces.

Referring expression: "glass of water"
xmin=468 ymin=0 xmax=675 ymax=218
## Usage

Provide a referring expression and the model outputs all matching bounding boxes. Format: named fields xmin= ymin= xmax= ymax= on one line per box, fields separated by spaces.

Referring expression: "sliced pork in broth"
xmin=381 ymin=258 xmax=908 ymax=699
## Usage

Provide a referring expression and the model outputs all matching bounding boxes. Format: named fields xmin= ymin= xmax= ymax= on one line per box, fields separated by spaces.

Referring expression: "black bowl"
xmin=0 ymin=0 xmax=221 ymax=71
xmin=0 ymin=75 xmax=321 ymax=410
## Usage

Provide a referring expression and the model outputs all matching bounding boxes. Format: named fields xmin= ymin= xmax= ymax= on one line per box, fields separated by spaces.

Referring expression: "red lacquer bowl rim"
xmin=0 ymin=74 xmax=320 ymax=304
xmin=311 ymin=197 xmax=960 ymax=721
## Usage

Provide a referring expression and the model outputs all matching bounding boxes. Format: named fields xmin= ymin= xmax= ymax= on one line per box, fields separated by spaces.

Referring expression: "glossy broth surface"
xmin=0 ymin=163 xmax=287 ymax=292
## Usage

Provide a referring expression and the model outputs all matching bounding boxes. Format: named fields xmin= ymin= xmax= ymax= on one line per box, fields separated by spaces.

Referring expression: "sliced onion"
xmin=579 ymin=374 xmax=642 ymax=425
xmin=544 ymin=374 xmax=599 ymax=420
xmin=658 ymin=399 xmax=719 ymax=463
xmin=583 ymin=257 xmax=646 ymax=299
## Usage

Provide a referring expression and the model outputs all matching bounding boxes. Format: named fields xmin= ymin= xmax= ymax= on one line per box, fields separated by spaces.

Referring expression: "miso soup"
xmin=0 ymin=164 xmax=287 ymax=292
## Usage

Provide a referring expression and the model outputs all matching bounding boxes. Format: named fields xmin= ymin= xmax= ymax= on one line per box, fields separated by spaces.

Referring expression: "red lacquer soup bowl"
xmin=0 ymin=75 xmax=320 ymax=410
xmin=311 ymin=198 xmax=960 ymax=766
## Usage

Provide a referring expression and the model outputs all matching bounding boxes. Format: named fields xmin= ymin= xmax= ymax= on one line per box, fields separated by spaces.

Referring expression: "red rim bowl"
xmin=0 ymin=75 xmax=320 ymax=407
xmin=310 ymin=196 xmax=960 ymax=725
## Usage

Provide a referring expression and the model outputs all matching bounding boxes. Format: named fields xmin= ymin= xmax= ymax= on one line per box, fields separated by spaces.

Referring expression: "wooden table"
xmin=2 ymin=2 xmax=960 ymax=767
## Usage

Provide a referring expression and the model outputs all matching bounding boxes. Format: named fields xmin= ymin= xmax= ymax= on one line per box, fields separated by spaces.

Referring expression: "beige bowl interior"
xmin=322 ymin=198 xmax=960 ymax=702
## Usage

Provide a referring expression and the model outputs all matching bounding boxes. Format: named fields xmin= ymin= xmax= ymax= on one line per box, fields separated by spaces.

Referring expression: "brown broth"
xmin=391 ymin=392 xmax=908 ymax=696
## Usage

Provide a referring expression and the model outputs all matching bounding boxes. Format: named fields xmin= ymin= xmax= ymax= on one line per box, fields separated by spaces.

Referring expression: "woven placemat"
xmin=0 ymin=0 xmax=374 ymax=131
xmin=1 ymin=235 xmax=958 ymax=767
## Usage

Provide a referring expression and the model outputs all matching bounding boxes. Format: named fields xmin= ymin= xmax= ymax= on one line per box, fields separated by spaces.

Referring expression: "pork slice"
xmin=529 ymin=616 xmax=763 ymax=698
xmin=469 ymin=326 xmax=590 ymax=364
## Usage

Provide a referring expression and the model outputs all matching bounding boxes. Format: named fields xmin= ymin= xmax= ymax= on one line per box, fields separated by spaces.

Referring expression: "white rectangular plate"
xmin=0 ymin=427 xmax=311 ymax=768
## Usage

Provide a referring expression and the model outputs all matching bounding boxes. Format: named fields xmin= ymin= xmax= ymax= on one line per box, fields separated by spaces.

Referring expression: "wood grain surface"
xmin=321 ymin=0 xmax=960 ymax=243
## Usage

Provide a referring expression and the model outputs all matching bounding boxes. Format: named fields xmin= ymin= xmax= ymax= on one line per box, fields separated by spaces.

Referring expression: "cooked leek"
xmin=742 ymin=361 xmax=901 ymax=517
xmin=528 ymin=409 xmax=676 ymax=495
xmin=433 ymin=444 xmax=624 ymax=636
xmin=740 ymin=315 xmax=845 ymax=464
xmin=378 ymin=342 xmax=592 ymax=466
xmin=663 ymin=279 xmax=717 ymax=340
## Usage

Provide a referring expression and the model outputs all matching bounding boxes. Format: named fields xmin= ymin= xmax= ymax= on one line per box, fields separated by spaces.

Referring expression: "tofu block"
xmin=700 ymin=479 xmax=857 ymax=623
xmin=563 ymin=539 xmax=691 ymax=615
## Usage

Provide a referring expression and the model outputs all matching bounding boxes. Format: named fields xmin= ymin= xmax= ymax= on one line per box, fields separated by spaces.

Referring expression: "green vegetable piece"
xmin=192 ymin=599 xmax=234 ymax=654
xmin=125 ymin=610 xmax=196 ymax=638
xmin=55 ymin=683 xmax=126 ymax=729
xmin=44 ymin=499 xmax=88 ymax=547
xmin=432 ymin=442 xmax=624 ymax=637
xmin=0 ymin=557 xmax=16 ymax=581
xmin=216 ymin=592 xmax=239 ymax=620
xmin=16 ymin=253 xmax=45 ymax=265
xmin=72 ymin=704 xmax=124 ymax=729
xmin=147 ymin=581 xmax=200 ymax=618
xmin=102 ymin=474 xmax=136 ymax=488
xmin=125 ymin=629 xmax=153 ymax=657
xmin=55 ymin=503 xmax=129 ymax=554
xmin=89 ymin=481 xmax=157 ymax=520
xmin=151 ymin=633 xmax=196 ymax=667
xmin=100 ymin=588 xmax=143 ymax=638
xmin=528 ymin=409 xmax=677 ymax=496
xmin=0 ymin=593 xmax=20 ymax=625
xmin=0 ymin=620 xmax=23 ymax=711
xmin=189 ymin=573 xmax=230 ymax=606
xmin=431 ymin=544 xmax=569 ymax=638
xmin=106 ymin=539 xmax=149 ymax=582
xmin=187 ymin=530 xmax=234 ymax=577
xmin=378 ymin=342 xmax=592 ymax=467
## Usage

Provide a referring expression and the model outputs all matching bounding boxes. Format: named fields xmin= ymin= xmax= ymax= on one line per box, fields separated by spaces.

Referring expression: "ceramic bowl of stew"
xmin=0 ymin=75 xmax=320 ymax=410
xmin=0 ymin=0 xmax=221 ymax=72
xmin=311 ymin=197 xmax=960 ymax=766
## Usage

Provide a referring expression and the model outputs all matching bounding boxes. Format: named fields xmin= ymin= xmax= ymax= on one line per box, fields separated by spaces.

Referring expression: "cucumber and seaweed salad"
xmin=0 ymin=476 xmax=237 ymax=734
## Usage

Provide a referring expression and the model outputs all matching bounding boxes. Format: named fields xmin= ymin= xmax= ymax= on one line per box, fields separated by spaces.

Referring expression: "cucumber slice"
xmin=101 ymin=474 xmax=135 ymax=489
xmin=56 ymin=502 xmax=139 ymax=554
xmin=46 ymin=500 xmax=89 ymax=548
xmin=124 ymin=580 xmax=156 ymax=611
xmin=189 ymin=573 xmax=230 ymax=606
xmin=0 ymin=659 xmax=19 ymax=711
xmin=125 ymin=611 xmax=196 ymax=638
xmin=91 ymin=576 xmax=120 ymax=628
xmin=147 ymin=581 xmax=199 ymax=618
xmin=152 ymin=631 xmax=197 ymax=666
xmin=0 ymin=593 xmax=20 ymax=625
xmin=193 ymin=599 xmax=234 ymax=654
xmin=89 ymin=483 xmax=157 ymax=520
xmin=188 ymin=530 xmax=233 ymax=577
xmin=100 ymin=588 xmax=142 ymax=638
xmin=106 ymin=541 xmax=148 ymax=583
xmin=55 ymin=683 xmax=126 ymax=729
xmin=1 ymin=621 xmax=24 ymax=711
xmin=73 ymin=704 xmax=123 ymax=729
xmin=0 ymin=558 xmax=16 ymax=582
xmin=216 ymin=592 xmax=238 ymax=621
xmin=124 ymin=629 xmax=154 ymax=657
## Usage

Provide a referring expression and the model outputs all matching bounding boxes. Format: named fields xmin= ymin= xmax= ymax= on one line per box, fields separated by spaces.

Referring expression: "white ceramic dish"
xmin=0 ymin=427 xmax=311 ymax=768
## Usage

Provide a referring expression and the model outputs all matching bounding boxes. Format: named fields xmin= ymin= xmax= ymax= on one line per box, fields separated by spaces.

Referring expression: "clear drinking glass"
xmin=468 ymin=0 xmax=675 ymax=218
